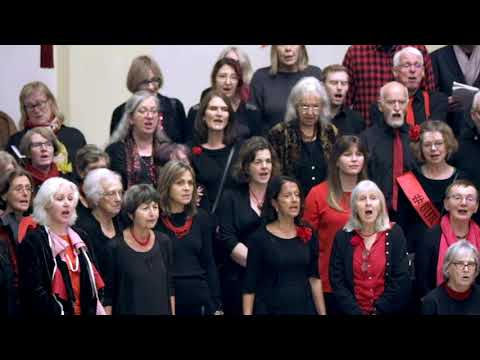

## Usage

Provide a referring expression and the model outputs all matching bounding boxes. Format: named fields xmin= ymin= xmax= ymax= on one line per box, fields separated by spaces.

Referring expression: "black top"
xmin=185 ymin=101 xmax=261 ymax=144
xmin=431 ymin=45 xmax=480 ymax=136
xmin=369 ymin=90 xmax=448 ymax=127
xmin=422 ymin=283 xmax=480 ymax=315
xmin=329 ymin=224 xmax=412 ymax=315
xmin=110 ymin=93 xmax=187 ymax=143
xmin=75 ymin=209 xmax=122 ymax=278
xmin=396 ymin=167 xmax=466 ymax=253
xmin=295 ymin=139 xmax=328 ymax=197
xmin=189 ymin=144 xmax=238 ymax=213
xmin=451 ymin=118 xmax=480 ymax=225
xmin=331 ymin=107 xmax=365 ymax=136
xmin=0 ymin=239 xmax=14 ymax=316
xmin=103 ymin=231 xmax=174 ymax=315
xmin=217 ymin=185 xmax=263 ymax=275
xmin=7 ymin=126 xmax=87 ymax=171
xmin=250 ymin=65 xmax=323 ymax=135
xmin=243 ymin=225 xmax=320 ymax=315
xmin=360 ymin=121 xmax=419 ymax=211
xmin=155 ymin=209 xmax=221 ymax=310
xmin=105 ymin=141 xmax=156 ymax=189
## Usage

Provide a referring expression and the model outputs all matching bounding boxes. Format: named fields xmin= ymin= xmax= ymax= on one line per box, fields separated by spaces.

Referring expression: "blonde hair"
xmin=270 ymin=45 xmax=309 ymax=75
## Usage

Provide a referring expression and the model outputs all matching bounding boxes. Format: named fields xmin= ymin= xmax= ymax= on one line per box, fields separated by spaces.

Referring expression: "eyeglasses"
xmin=138 ymin=77 xmax=162 ymax=88
xmin=136 ymin=107 xmax=160 ymax=116
xmin=31 ymin=141 xmax=54 ymax=149
xmin=422 ymin=141 xmax=445 ymax=149
xmin=398 ymin=62 xmax=423 ymax=70
xmin=25 ymin=99 xmax=49 ymax=112
xmin=448 ymin=194 xmax=477 ymax=204
xmin=298 ymin=104 xmax=321 ymax=113
xmin=452 ymin=261 xmax=477 ymax=271
xmin=102 ymin=190 xmax=123 ymax=199
xmin=12 ymin=185 xmax=33 ymax=194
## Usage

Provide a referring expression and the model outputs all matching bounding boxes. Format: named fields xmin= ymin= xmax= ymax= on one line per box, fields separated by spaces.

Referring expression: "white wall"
xmin=0 ymin=45 xmax=57 ymax=126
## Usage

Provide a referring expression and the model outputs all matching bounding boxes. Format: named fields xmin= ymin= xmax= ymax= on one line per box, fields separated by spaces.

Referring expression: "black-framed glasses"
xmin=25 ymin=99 xmax=49 ymax=111
xmin=138 ymin=77 xmax=162 ymax=88
xmin=31 ymin=141 xmax=54 ymax=149
xmin=452 ymin=261 xmax=477 ymax=271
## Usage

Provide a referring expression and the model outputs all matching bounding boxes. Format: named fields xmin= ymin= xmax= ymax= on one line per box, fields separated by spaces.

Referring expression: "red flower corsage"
xmin=296 ymin=226 xmax=312 ymax=244
xmin=192 ymin=146 xmax=203 ymax=156
xmin=409 ymin=124 xmax=421 ymax=142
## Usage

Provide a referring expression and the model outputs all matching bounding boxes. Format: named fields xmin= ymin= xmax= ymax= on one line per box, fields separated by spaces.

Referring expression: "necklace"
xmin=129 ymin=228 xmax=151 ymax=246
xmin=65 ymin=251 xmax=79 ymax=272
xmin=300 ymin=128 xmax=317 ymax=142
xmin=249 ymin=189 xmax=264 ymax=209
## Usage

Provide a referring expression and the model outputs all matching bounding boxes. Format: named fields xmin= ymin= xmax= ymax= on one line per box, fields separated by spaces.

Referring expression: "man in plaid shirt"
xmin=343 ymin=45 xmax=436 ymax=126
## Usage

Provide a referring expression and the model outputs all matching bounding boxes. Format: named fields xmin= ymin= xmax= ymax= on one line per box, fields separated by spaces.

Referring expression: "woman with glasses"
xmin=103 ymin=184 xmax=174 ymax=315
xmin=76 ymin=168 xmax=123 ymax=278
xmin=0 ymin=169 xmax=34 ymax=315
xmin=416 ymin=179 xmax=480 ymax=299
xmin=19 ymin=127 xmax=71 ymax=190
xmin=243 ymin=175 xmax=326 ymax=315
xmin=397 ymin=121 xmax=466 ymax=255
xmin=250 ymin=45 xmax=323 ymax=135
xmin=422 ymin=240 xmax=480 ymax=315
xmin=110 ymin=55 xmax=187 ymax=143
xmin=7 ymin=81 xmax=86 ymax=174
xmin=186 ymin=58 xmax=261 ymax=142
xmin=106 ymin=91 xmax=170 ymax=189
xmin=268 ymin=76 xmax=337 ymax=197
xmin=303 ymin=135 xmax=368 ymax=315
xmin=329 ymin=180 xmax=411 ymax=315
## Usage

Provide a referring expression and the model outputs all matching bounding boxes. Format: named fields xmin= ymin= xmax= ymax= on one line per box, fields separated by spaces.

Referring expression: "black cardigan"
xmin=17 ymin=226 xmax=100 ymax=315
xmin=329 ymin=224 xmax=412 ymax=315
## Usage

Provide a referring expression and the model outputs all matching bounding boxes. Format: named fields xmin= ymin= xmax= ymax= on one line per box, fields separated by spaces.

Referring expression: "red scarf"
xmin=124 ymin=133 xmax=158 ymax=188
xmin=391 ymin=128 xmax=404 ymax=211
xmin=406 ymin=91 xmax=431 ymax=126
xmin=26 ymin=163 xmax=59 ymax=187
xmin=443 ymin=282 xmax=473 ymax=301
xmin=437 ymin=215 xmax=480 ymax=285
xmin=160 ymin=215 xmax=193 ymax=239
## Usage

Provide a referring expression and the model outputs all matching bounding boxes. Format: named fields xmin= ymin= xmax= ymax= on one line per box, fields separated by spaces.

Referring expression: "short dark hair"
xmin=321 ymin=64 xmax=349 ymax=82
xmin=194 ymin=90 xmax=236 ymax=146
xmin=232 ymin=136 xmax=280 ymax=184
xmin=0 ymin=168 xmax=34 ymax=211
xmin=75 ymin=144 xmax=110 ymax=176
xmin=261 ymin=175 xmax=305 ymax=225
xmin=210 ymin=58 xmax=244 ymax=95
xmin=122 ymin=184 xmax=160 ymax=225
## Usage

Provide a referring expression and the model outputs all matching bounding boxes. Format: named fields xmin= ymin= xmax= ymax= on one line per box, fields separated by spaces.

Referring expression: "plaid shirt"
xmin=343 ymin=45 xmax=436 ymax=126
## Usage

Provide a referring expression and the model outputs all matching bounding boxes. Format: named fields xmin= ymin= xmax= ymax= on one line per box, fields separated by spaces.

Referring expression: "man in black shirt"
xmin=370 ymin=47 xmax=448 ymax=128
xmin=322 ymin=64 xmax=365 ymax=135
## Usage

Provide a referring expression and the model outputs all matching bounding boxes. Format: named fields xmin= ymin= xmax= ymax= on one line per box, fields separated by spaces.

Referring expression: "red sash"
xmin=406 ymin=91 xmax=431 ymax=126
xmin=396 ymin=171 xmax=440 ymax=228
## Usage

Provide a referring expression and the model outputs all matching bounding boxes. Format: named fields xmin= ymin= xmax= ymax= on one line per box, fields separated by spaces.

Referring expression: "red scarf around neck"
xmin=26 ymin=163 xmax=59 ymax=187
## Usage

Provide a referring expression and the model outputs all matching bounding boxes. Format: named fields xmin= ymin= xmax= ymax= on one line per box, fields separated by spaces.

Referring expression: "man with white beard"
xmin=360 ymin=81 xmax=418 ymax=219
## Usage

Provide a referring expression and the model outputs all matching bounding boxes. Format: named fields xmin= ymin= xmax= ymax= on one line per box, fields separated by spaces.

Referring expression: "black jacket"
xmin=369 ymin=90 xmax=448 ymax=127
xmin=329 ymin=224 xmax=411 ymax=315
xmin=17 ymin=226 xmax=101 ymax=315
xmin=360 ymin=121 xmax=418 ymax=211
xmin=431 ymin=45 xmax=480 ymax=136
xmin=110 ymin=93 xmax=187 ymax=143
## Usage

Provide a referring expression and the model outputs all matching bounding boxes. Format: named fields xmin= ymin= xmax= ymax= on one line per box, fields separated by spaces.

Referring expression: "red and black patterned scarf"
xmin=124 ymin=133 xmax=158 ymax=188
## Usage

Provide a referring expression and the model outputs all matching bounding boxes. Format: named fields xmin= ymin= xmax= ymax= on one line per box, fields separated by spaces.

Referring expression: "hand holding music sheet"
xmin=452 ymin=81 xmax=479 ymax=111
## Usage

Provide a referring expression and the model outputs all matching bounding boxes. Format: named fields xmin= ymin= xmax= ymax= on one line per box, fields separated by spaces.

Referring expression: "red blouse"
xmin=352 ymin=232 xmax=386 ymax=314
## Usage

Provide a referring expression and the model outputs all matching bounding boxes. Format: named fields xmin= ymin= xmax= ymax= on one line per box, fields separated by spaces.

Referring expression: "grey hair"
xmin=379 ymin=81 xmax=409 ymax=103
xmin=393 ymin=47 xmax=424 ymax=67
xmin=284 ymin=76 xmax=331 ymax=124
xmin=443 ymin=240 xmax=480 ymax=281
xmin=217 ymin=46 xmax=253 ymax=85
xmin=82 ymin=168 xmax=123 ymax=208
xmin=108 ymin=90 xmax=170 ymax=145
xmin=471 ymin=91 xmax=480 ymax=112
xmin=32 ymin=177 xmax=79 ymax=227
xmin=344 ymin=180 xmax=390 ymax=232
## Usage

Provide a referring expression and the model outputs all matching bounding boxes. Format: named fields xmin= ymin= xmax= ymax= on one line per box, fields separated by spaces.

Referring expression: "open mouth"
xmin=365 ymin=209 xmax=373 ymax=216
xmin=334 ymin=94 xmax=343 ymax=100
xmin=457 ymin=209 xmax=469 ymax=215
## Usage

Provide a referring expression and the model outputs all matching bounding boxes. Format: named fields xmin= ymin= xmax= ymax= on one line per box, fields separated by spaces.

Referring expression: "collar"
xmin=378 ymin=118 xmax=409 ymax=135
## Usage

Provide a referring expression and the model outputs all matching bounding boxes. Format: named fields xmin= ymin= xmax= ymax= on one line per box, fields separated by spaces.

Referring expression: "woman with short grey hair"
xmin=329 ymin=180 xmax=411 ymax=315
xmin=103 ymin=184 xmax=175 ymax=315
xmin=422 ymin=240 xmax=480 ymax=315
xmin=76 ymin=168 xmax=123 ymax=277
xmin=268 ymin=76 xmax=337 ymax=196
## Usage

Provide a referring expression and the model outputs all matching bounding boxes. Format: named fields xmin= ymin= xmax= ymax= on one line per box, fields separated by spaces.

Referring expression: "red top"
xmin=303 ymin=181 xmax=351 ymax=293
xmin=343 ymin=45 xmax=436 ymax=125
xmin=352 ymin=232 xmax=386 ymax=314
xmin=61 ymin=234 xmax=81 ymax=315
